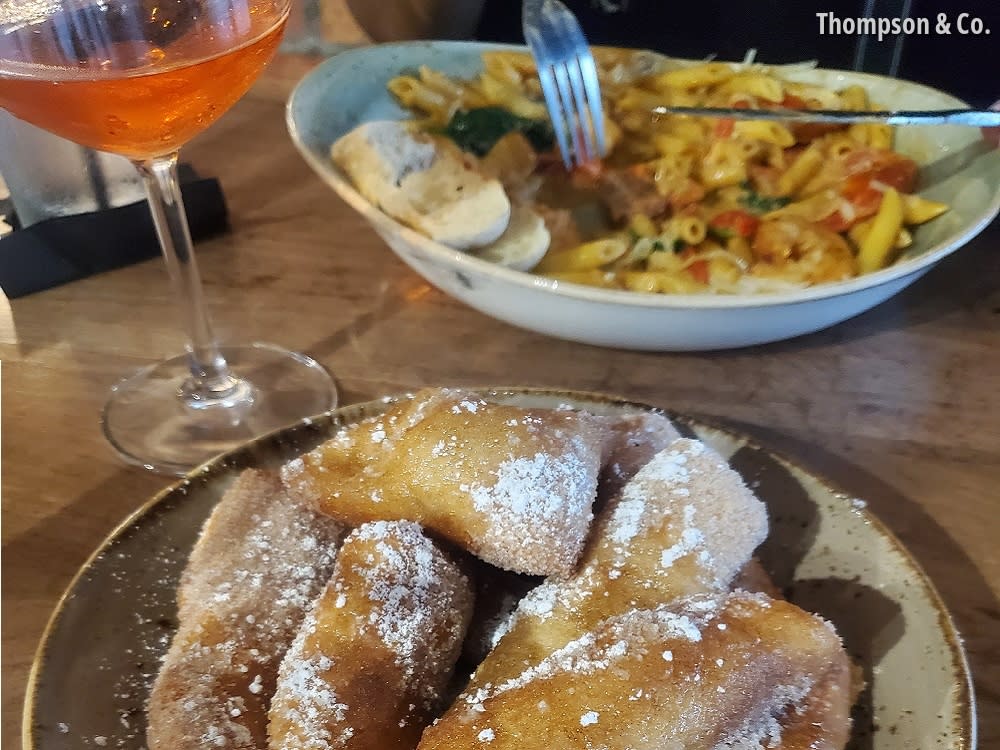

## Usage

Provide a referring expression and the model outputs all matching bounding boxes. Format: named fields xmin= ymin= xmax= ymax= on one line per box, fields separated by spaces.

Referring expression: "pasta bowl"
xmin=286 ymin=41 xmax=1000 ymax=351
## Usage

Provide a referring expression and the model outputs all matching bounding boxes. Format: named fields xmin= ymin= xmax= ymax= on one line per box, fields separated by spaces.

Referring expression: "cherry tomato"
xmin=714 ymin=118 xmax=735 ymax=138
xmin=781 ymin=93 xmax=808 ymax=109
xmin=843 ymin=150 xmax=918 ymax=190
xmin=709 ymin=209 xmax=760 ymax=238
xmin=687 ymin=259 xmax=710 ymax=284
xmin=818 ymin=174 xmax=881 ymax=231
xmin=871 ymin=159 xmax=918 ymax=192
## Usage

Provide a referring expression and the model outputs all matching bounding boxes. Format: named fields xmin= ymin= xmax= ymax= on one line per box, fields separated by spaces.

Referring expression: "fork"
xmin=523 ymin=0 xmax=607 ymax=169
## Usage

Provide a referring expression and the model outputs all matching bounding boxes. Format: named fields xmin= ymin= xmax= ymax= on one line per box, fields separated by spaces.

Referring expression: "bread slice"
xmin=329 ymin=120 xmax=435 ymax=206
xmin=398 ymin=155 xmax=511 ymax=248
xmin=472 ymin=204 xmax=550 ymax=271
xmin=331 ymin=120 xmax=511 ymax=250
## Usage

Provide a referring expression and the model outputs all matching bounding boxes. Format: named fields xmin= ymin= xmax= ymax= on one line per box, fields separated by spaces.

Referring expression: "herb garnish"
xmin=739 ymin=181 xmax=791 ymax=213
xmin=441 ymin=107 xmax=555 ymax=157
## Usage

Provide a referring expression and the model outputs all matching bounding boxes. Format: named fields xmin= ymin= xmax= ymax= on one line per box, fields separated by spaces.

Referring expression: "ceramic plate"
xmin=24 ymin=390 xmax=974 ymax=749
xmin=288 ymin=42 xmax=1000 ymax=350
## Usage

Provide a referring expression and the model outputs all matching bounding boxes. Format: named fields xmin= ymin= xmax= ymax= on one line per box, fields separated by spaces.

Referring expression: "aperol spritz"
xmin=0 ymin=0 xmax=337 ymax=473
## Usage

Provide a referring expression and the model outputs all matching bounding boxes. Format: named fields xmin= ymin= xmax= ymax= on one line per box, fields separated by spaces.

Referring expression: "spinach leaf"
xmin=707 ymin=225 xmax=734 ymax=242
xmin=441 ymin=107 xmax=555 ymax=157
xmin=738 ymin=181 xmax=791 ymax=213
xmin=650 ymin=238 xmax=685 ymax=253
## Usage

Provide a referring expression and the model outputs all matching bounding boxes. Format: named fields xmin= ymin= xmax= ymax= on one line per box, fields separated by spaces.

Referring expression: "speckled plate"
xmin=24 ymin=390 xmax=975 ymax=750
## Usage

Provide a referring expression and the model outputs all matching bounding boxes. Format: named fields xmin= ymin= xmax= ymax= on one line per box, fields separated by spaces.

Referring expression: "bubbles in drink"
xmin=105 ymin=115 xmax=129 ymax=136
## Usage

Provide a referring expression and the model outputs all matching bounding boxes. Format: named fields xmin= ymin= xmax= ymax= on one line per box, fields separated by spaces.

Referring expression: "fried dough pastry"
xmin=733 ymin=556 xmax=783 ymax=599
xmin=281 ymin=388 xmax=610 ymax=577
xmin=460 ymin=412 xmax=680 ymax=668
xmin=268 ymin=521 xmax=474 ymax=750
xmin=147 ymin=470 xmax=346 ymax=750
xmin=597 ymin=411 xmax=680 ymax=501
xmin=460 ymin=564 xmax=542 ymax=670
xmin=419 ymin=592 xmax=852 ymax=750
xmin=468 ymin=438 xmax=768 ymax=687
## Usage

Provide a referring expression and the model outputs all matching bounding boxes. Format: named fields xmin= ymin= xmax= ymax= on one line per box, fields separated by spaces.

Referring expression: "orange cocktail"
xmin=0 ymin=2 xmax=286 ymax=158
xmin=0 ymin=0 xmax=336 ymax=473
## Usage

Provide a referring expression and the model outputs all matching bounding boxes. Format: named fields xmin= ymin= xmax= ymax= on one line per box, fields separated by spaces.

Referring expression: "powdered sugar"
xmin=354 ymin=521 xmax=460 ymax=676
xmin=271 ymin=619 xmax=348 ymax=750
xmin=516 ymin=582 xmax=559 ymax=620
xmin=269 ymin=520 xmax=473 ymax=750
xmin=711 ymin=677 xmax=814 ymax=750
xmin=282 ymin=389 xmax=607 ymax=578
xmin=659 ymin=505 xmax=707 ymax=570
xmin=148 ymin=470 xmax=345 ymax=750
xmin=466 ymin=601 xmax=708 ymax=712
xmin=462 ymin=428 xmax=602 ymax=576
xmin=467 ymin=449 xmax=590 ymax=526
xmin=477 ymin=728 xmax=495 ymax=743
xmin=608 ymin=498 xmax=647 ymax=545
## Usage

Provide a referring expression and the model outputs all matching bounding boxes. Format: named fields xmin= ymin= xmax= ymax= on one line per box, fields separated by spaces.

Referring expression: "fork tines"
xmin=523 ymin=0 xmax=607 ymax=169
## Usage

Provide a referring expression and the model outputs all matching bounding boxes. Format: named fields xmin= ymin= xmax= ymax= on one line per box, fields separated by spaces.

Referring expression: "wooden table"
xmin=2 ymin=55 xmax=998 ymax=749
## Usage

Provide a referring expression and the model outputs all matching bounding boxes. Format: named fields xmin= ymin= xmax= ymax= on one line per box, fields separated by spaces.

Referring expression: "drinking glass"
xmin=0 ymin=0 xmax=337 ymax=474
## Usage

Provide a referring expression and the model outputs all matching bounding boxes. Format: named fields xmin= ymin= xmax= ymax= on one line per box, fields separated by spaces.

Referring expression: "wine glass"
xmin=0 ymin=0 xmax=337 ymax=475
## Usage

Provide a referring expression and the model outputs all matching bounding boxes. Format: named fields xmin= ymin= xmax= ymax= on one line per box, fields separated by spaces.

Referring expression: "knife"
xmin=647 ymin=105 xmax=1000 ymax=128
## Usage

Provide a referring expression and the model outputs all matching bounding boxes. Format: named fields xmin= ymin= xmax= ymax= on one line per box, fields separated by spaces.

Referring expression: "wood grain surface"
xmin=2 ymin=52 xmax=998 ymax=749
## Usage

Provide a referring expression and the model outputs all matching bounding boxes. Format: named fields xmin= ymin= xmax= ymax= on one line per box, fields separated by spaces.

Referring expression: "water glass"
xmin=0 ymin=112 xmax=144 ymax=228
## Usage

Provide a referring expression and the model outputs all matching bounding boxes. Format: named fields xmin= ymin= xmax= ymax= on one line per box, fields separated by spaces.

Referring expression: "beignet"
xmin=268 ymin=521 xmax=474 ymax=750
xmin=419 ymin=592 xmax=851 ymax=750
xmin=281 ymin=389 xmax=610 ymax=577
xmin=147 ymin=470 xmax=346 ymax=750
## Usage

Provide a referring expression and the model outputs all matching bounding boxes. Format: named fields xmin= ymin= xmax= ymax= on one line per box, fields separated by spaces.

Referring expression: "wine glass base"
xmin=101 ymin=342 xmax=337 ymax=476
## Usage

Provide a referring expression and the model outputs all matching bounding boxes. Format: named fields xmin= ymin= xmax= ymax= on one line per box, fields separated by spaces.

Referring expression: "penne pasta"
xmin=858 ymin=188 xmax=904 ymax=272
xmin=481 ymin=51 xmax=537 ymax=77
xmin=622 ymin=270 xmax=664 ymax=293
xmin=765 ymin=189 xmax=840 ymax=222
xmin=777 ymin=144 xmax=824 ymax=197
xmin=419 ymin=65 xmax=488 ymax=109
xmin=847 ymin=123 xmax=894 ymax=149
xmin=374 ymin=48 xmax=950 ymax=295
xmin=660 ymin=117 xmax=709 ymax=144
xmin=903 ymin=194 xmax=949 ymax=224
xmin=839 ymin=84 xmax=869 ymax=110
xmin=628 ymin=213 xmax=659 ymax=238
xmin=720 ymin=73 xmax=784 ymax=103
xmin=849 ymin=218 xmax=912 ymax=250
xmin=826 ymin=133 xmax=864 ymax=158
xmin=536 ymin=238 xmax=630 ymax=273
xmin=784 ymin=82 xmax=843 ymax=109
xmin=666 ymin=216 xmax=707 ymax=245
xmin=732 ymin=120 xmax=795 ymax=147
xmin=542 ymin=270 xmax=619 ymax=288
xmin=418 ymin=65 xmax=467 ymax=101
xmin=700 ymin=151 xmax=748 ymax=189
xmin=387 ymin=76 xmax=449 ymax=119
xmin=481 ymin=53 xmax=523 ymax=87
xmin=867 ymin=124 xmax=894 ymax=149
xmin=653 ymin=62 xmax=736 ymax=90
xmin=477 ymin=72 xmax=548 ymax=120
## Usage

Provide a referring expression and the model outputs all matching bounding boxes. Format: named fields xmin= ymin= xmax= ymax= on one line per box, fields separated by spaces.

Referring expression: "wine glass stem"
xmin=134 ymin=155 xmax=241 ymax=404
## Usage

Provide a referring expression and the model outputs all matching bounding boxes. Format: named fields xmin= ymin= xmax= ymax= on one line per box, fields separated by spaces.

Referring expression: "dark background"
xmin=476 ymin=0 xmax=999 ymax=107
